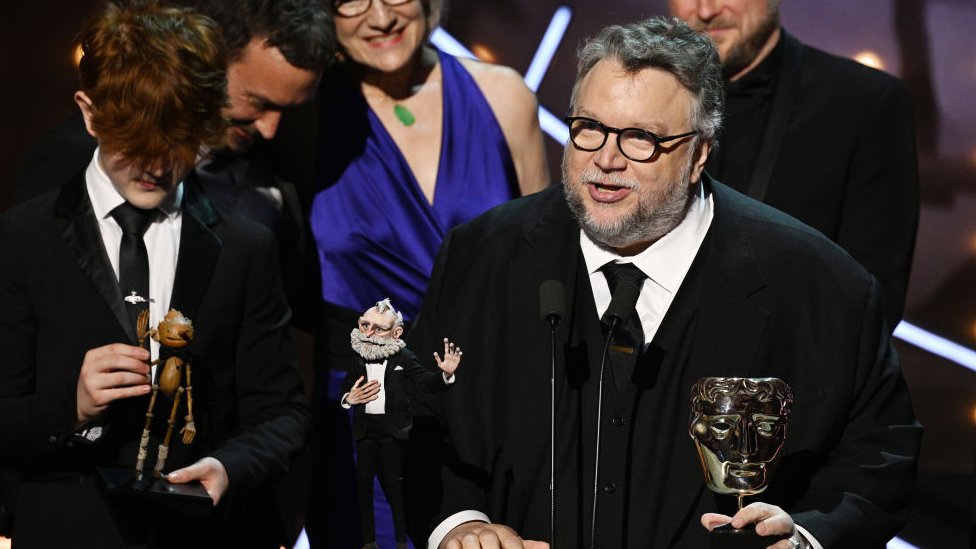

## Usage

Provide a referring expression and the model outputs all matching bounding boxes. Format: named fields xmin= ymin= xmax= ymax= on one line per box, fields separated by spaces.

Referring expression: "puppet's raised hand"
xmin=434 ymin=338 xmax=463 ymax=378
xmin=345 ymin=376 xmax=381 ymax=405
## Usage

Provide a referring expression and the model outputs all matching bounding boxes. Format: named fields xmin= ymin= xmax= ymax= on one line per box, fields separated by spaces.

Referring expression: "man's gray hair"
xmin=570 ymin=16 xmax=724 ymax=141
xmin=372 ymin=298 xmax=404 ymax=329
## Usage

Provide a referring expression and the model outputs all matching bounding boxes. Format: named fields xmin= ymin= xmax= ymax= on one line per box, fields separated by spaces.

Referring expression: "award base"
xmin=96 ymin=466 xmax=213 ymax=519
xmin=707 ymin=523 xmax=768 ymax=549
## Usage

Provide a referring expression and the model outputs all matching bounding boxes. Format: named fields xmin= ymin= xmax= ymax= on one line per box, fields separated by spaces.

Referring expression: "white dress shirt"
xmin=85 ymin=148 xmax=183 ymax=373
xmin=580 ymin=183 xmax=713 ymax=343
xmin=363 ymin=360 xmax=388 ymax=415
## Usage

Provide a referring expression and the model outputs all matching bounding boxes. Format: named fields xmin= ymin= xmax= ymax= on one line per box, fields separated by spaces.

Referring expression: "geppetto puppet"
xmin=134 ymin=309 xmax=196 ymax=480
xmin=340 ymin=298 xmax=462 ymax=549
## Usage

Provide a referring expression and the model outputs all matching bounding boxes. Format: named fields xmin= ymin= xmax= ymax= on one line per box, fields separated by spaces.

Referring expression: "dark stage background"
xmin=3 ymin=1 xmax=975 ymax=548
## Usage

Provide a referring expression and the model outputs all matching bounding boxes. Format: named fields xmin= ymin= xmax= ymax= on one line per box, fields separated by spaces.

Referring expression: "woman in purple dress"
xmin=307 ymin=1 xmax=549 ymax=547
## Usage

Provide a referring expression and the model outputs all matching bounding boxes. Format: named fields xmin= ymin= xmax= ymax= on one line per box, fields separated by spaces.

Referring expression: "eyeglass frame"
xmin=357 ymin=318 xmax=395 ymax=334
xmin=333 ymin=0 xmax=414 ymax=18
xmin=563 ymin=116 xmax=698 ymax=162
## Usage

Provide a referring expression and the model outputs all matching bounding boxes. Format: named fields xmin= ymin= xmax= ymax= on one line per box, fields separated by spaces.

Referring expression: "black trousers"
xmin=356 ymin=414 xmax=407 ymax=544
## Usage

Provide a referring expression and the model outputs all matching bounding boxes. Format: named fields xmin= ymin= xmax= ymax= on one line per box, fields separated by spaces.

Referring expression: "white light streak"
xmin=524 ymin=7 xmax=574 ymax=92
xmin=894 ymin=321 xmax=976 ymax=373
xmin=887 ymin=536 xmax=919 ymax=549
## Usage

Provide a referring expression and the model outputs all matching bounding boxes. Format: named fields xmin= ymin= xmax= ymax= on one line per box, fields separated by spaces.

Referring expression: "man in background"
xmin=669 ymin=0 xmax=919 ymax=328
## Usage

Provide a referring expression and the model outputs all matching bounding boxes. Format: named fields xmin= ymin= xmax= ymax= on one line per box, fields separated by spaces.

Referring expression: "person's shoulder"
xmin=15 ymin=112 xmax=97 ymax=204
xmin=187 ymin=184 xmax=277 ymax=258
xmin=453 ymin=186 xmax=562 ymax=238
xmin=209 ymin=201 xmax=274 ymax=242
xmin=454 ymin=55 xmax=538 ymax=111
xmin=396 ymin=346 xmax=420 ymax=364
xmin=793 ymin=33 xmax=908 ymax=96
xmin=456 ymin=55 xmax=531 ymax=93
xmin=2 ymin=183 xmax=68 ymax=231
xmin=713 ymin=180 xmax=867 ymax=276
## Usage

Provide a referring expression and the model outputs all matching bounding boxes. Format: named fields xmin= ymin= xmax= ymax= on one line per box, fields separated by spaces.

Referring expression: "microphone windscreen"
xmin=540 ymin=280 xmax=565 ymax=322
xmin=602 ymin=278 xmax=642 ymax=327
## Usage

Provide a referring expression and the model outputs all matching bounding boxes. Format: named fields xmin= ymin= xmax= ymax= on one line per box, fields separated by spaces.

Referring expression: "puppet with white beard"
xmin=340 ymin=298 xmax=462 ymax=549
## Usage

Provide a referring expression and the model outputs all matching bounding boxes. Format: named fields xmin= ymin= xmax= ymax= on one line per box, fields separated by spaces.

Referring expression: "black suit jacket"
xmin=715 ymin=31 xmax=919 ymax=327
xmin=0 ymin=173 xmax=308 ymax=547
xmin=406 ymin=180 xmax=921 ymax=548
xmin=342 ymin=348 xmax=450 ymax=441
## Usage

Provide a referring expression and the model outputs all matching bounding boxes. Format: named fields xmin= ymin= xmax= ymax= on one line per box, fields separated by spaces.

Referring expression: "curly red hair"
xmin=78 ymin=1 xmax=228 ymax=175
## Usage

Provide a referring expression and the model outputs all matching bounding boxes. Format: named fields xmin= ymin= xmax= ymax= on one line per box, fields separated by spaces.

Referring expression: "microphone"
xmin=539 ymin=279 xmax=564 ymax=548
xmin=540 ymin=279 xmax=565 ymax=330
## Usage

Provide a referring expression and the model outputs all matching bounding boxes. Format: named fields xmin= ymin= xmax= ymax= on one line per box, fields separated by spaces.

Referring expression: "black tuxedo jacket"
xmin=406 ymin=180 xmax=921 ymax=548
xmin=342 ymin=348 xmax=449 ymax=441
xmin=717 ymin=31 xmax=919 ymax=327
xmin=0 ymin=173 xmax=308 ymax=547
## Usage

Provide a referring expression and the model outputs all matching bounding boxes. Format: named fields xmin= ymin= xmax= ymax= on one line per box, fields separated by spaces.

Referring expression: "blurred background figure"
xmin=304 ymin=1 xmax=548 ymax=545
xmin=668 ymin=0 xmax=920 ymax=329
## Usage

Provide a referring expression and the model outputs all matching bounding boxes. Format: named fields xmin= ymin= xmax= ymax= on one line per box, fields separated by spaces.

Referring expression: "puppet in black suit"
xmin=668 ymin=0 xmax=919 ymax=328
xmin=0 ymin=4 xmax=307 ymax=548
xmin=405 ymin=17 xmax=920 ymax=549
xmin=341 ymin=298 xmax=461 ymax=548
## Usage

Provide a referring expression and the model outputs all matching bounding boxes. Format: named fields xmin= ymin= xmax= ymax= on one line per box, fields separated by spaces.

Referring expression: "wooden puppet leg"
xmin=135 ymin=385 xmax=159 ymax=479
xmin=154 ymin=387 xmax=184 ymax=477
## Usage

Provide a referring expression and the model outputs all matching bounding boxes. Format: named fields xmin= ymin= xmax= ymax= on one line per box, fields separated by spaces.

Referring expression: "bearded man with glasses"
xmin=404 ymin=16 xmax=919 ymax=549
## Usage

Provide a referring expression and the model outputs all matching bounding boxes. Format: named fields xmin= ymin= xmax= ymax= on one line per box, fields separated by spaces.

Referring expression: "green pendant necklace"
xmin=393 ymin=104 xmax=416 ymax=126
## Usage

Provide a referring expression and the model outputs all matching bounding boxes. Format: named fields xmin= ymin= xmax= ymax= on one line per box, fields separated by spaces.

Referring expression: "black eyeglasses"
xmin=564 ymin=116 xmax=697 ymax=162
xmin=333 ymin=0 xmax=413 ymax=17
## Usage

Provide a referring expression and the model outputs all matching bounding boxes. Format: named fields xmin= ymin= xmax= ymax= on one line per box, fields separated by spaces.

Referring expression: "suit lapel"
xmin=57 ymin=174 xmax=136 ymax=342
xmin=504 ymin=188 xmax=582 ymax=527
xmin=169 ymin=176 xmax=221 ymax=321
xmin=748 ymin=31 xmax=805 ymax=201
xmin=695 ymin=180 xmax=770 ymax=377
xmin=657 ymin=178 xmax=770 ymax=545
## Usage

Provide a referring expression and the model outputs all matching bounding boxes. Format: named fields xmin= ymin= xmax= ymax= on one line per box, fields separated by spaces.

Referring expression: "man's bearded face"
xmin=350 ymin=309 xmax=405 ymax=361
xmin=669 ymin=0 xmax=781 ymax=80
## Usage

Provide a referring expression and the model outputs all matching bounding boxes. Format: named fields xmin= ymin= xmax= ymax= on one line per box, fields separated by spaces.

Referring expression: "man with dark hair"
xmin=0 ymin=2 xmax=307 ymax=547
xmin=405 ymin=16 xmax=920 ymax=549
xmin=15 ymin=0 xmax=333 ymax=314
xmin=668 ymin=0 xmax=920 ymax=329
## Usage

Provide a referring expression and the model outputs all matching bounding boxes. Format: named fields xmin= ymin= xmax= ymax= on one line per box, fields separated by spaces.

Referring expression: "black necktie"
xmin=111 ymin=203 xmax=153 ymax=330
xmin=600 ymin=263 xmax=646 ymax=389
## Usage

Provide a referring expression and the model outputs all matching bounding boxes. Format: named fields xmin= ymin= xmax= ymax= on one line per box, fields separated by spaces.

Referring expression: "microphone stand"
xmin=546 ymin=311 xmax=559 ymax=549
xmin=590 ymin=316 xmax=620 ymax=549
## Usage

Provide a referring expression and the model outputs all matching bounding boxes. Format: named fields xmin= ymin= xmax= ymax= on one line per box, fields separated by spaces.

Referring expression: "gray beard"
xmin=350 ymin=329 xmax=406 ymax=361
xmin=562 ymin=158 xmax=694 ymax=251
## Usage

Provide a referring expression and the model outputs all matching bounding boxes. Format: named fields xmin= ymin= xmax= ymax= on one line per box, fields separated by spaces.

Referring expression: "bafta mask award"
xmin=689 ymin=377 xmax=793 ymax=548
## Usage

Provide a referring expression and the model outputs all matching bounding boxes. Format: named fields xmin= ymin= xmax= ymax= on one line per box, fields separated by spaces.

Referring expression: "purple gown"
xmin=310 ymin=50 xmax=519 ymax=321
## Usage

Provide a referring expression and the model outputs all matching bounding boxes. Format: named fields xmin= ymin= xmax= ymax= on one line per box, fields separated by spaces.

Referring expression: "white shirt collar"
xmin=580 ymin=182 xmax=713 ymax=294
xmin=85 ymin=147 xmax=184 ymax=221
